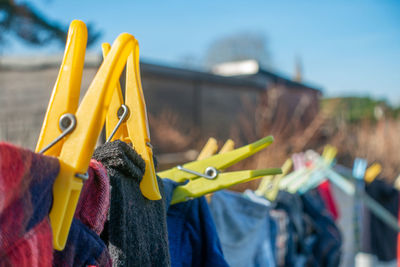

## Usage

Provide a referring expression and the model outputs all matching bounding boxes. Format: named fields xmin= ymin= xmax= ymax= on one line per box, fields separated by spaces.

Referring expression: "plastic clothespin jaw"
xmin=197 ymin=137 xmax=218 ymax=160
xmin=158 ymin=136 xmax=275 ymax=182
xmin=322 ymin=145 xmax=337 ymax=165
xmin=36 ymin=24 xmax=141 ymax=250
xmin=218 ymin=139 xmax=235 ymax=154
xmin=102 ymin=40 xmax=161 ymax=200
xmin=102 ymin=43 xmax=130 ymax=143
xmin=35 ymin=20 xmax=87 ymax=250
xmin=171 ymin=168 xmax=282 ymax=205
xmin=159 ymin=136 xmax=281 ymax=204
xmin=295 ymin=148 xmax=338 ymax=193
xmin=261 ymin=158 xmax=293 ymax=201
xmin=36 ymin=20 xmax=87 ymax=155
xmin=365 ymin=163 xmax=382 ymax=183
xmin=353 ymin=158 xmax=368 ymax=180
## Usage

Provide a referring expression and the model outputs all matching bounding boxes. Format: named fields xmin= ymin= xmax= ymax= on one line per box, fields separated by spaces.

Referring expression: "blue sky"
xmin=9 ymin=0 xmax=400 ymax=104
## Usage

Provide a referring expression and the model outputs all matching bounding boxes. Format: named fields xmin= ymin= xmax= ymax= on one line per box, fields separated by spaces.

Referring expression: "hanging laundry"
xmin=365 ymin=179 xmax=398 ymax=262
xmin=53 ymin=160 xmax=112 ymax=266
xmin=93 ymin=140 xmax=170 ymax=267
xmin=317 ymin=180 xmax=339 ymax=220
xmin=301 ymin=189 xmax=342 ymax=267
xmin=163 ymin=179 xmax=229 ymax=267
xmin=209 ymin=190 xmax=276 ymax=267
xmin=269 ymin=209 xmax=290 ymax=267
xmin=275 ymin=191 xmax=309 ymax=266
xmin=0 ymin=142 xmax=59 ymax=267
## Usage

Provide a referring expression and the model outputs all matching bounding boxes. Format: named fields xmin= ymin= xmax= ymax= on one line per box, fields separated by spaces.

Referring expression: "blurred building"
xmin=0 ymin=56 xmax=321 ymax=159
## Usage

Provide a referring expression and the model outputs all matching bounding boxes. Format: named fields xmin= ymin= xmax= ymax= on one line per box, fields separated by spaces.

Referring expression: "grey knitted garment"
xmin=93 ymin=140 xmax=171 ymax=267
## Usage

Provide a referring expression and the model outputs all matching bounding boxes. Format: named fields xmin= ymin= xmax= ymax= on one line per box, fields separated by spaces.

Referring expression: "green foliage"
xmin=0 ymin=0 xmax=100 ymax=48
xmin=321 ymin=97 xmax=398 ymax=122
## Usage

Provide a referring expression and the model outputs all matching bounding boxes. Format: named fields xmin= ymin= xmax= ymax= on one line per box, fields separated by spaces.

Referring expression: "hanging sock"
xmin=93 ymin=140 xmax=170 ymax=267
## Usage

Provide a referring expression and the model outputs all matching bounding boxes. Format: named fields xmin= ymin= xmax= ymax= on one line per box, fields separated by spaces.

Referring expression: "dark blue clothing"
xmin=301 ymin=190 xmax=342 ymax=267
xmin=53 ymin=219 xmax=111 ymax=266
xmin=365 ymin=179 xmax=398 ymax=262
xmin=276 ymin=191 xmax=311 ymax=267
xmin=163 ymin=179 xmax=228 ymax=267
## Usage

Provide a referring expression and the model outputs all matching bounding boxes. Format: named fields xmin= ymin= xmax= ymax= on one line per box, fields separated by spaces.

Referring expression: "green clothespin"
xmin=157 ymin=136 xmax=282 ymax=204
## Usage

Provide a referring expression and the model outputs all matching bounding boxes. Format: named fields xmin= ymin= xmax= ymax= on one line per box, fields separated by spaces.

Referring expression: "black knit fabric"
xmin=365 ymin=179 xmax=398 ymax=262
xmin=93 ymin=140 xmax=171 ymax=267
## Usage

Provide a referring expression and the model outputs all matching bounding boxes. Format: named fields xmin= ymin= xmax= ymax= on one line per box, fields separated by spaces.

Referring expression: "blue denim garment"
xmin=269 ymin=212 xmax=278 ymax=265
xmin=162 ymin=179 xmax=229 ymax=267
xmin=244 ymin=190 xmax=278 ymax=265
xmin=209 ymin=190 xmax=276 ymax=267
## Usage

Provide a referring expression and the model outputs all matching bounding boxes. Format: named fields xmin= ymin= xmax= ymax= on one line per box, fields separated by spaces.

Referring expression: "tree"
xmin=0 ymin=0 xmax=100 ymax=48
xmin=204 ymin=31 xmax=272 ymax=69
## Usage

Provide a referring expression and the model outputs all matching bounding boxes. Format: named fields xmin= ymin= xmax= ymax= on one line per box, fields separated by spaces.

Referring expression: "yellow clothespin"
xmin=197 ymin=137 xmax=218 ymax=160
xmin=36 ymin=21 xmax=144 ymax=250
xmin=255 ymin=158 xmax=293 ymax=201
xmin=289 ymin=147 xmax=337 ymax=194
xmin=36 ymin=20 xmax=87 ymax=155
xmin=364 ymin=163 xmax=382 ymax=184
xmin=102 ymin=42 xmax=161 ymax=200
xmin=265 ymin=159 xmax=293 ymax=200
xmin=322 ymin=145 xmax=337 ymax=164
xmin=158 ymin=136 xmax=281 ymax=204
xmin=198 ymin=138 xmax=234 ymax=160
xmin=202 ymin=139 xmax=235 ymax=202
xmin=394 ymin=174 xmax=400 ymax=191
xmin=219 ymin=139 xmax=235 ymax=154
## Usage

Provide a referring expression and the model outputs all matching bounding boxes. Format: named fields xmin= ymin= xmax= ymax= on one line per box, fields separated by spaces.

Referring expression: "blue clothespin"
xmin=352 ymin=158 xmax=367 ymax=180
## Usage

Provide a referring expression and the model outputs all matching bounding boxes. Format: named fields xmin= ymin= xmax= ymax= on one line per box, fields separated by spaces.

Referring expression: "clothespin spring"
xmin=177 ymin=165 xmax=219 ymax=180
xmin=38 ymin=113 xmax=89 ymax=181
xmin=106 ymin=104 xmax=129 ymax=142
xmin=106 ymin=104 xmax=155 ymax=151
xmin=39 ymin=113 xmax=77 ymax=154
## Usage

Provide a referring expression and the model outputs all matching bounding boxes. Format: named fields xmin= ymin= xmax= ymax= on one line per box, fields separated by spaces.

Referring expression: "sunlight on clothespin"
xmin=36 ymin=20 xmax=86 ymax=156
xmin=364 ymin=163 xmax=382 ymax=183
xmin=255 ymin=158 xmax=293 ymax=201
xmin=171 ymin=168 xmax=281 ymax=204
xmin=36 ymin=20 xmax=147 ymax=250
xmin=158 ymin=136 xmax=275 ymax=182
xmin=197 ymin=137 xmax=218 ymax=160
xmin=205 ymin=139 xmax=235 ymax=202
xmin=158 ymin=136 xmax=281 ymax=204
xmin=102 ymin=42 xmax=161 ymax=200
xmin=219 ymin=139 xmax=235 ymax=154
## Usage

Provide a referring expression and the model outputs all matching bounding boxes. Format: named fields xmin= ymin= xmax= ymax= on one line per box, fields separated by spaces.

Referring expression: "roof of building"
xmin=211 ymin=59 xmax=322 ymax=92
xmin=0 ymin=55 xmax=321 ymax=92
